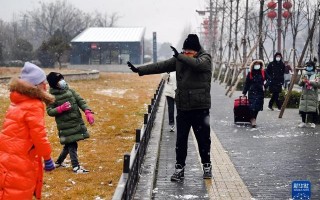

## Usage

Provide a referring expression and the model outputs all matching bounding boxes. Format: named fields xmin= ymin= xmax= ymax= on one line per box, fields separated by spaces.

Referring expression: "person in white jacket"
xmin=162 ymin=72 xmax=177 ymax=132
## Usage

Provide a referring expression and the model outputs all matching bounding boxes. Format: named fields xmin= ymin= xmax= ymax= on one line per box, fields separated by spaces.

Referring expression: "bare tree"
xmin=28 ymin=0 xmax=120 ymax=41
xmin=265 ymin=21 xmax=277 ymax=57
xmin=281 ymin=18 xmax=290 ymax=60
xmin=29 ymin=1 xmax=60 ymax=37
xmin=0 ymin=20 xmax=17 ymax=60
xmin=305 ymin=1 xmax=318 ymax=59
xmin=290 ymin=0 xmax=308 ymax=68
xmin=258 ymin=0 xmax=265 ymax=60
xmin=92 ymin=11 xmax=120 ymax=27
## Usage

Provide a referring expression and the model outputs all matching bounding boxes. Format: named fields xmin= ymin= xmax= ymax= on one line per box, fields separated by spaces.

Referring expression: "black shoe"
xmin=170 ymin=164 xmax=185 ymax=182
xmin=203 ymin=163 xmax=212 ymax=179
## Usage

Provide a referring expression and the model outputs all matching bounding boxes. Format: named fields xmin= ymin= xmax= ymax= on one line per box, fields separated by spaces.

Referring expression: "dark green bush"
xmin=236 ymin=79 xmax=244 ymax=91
xmin=265 ymin=89 xmax=301 ymax=108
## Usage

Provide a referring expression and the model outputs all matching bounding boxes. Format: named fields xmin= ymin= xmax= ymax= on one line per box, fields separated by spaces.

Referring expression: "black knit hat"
xmin=183 ymin=34 xmax=201 ymax=52
xmin=47 ymin=72 xmax=64 ymax=89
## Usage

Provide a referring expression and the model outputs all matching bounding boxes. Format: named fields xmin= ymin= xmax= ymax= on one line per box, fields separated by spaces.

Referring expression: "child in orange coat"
xmin=0 ymin=62 xmax=55 ymax=199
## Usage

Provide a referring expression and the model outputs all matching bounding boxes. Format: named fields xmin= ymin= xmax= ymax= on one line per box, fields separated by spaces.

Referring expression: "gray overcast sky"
xmin=0 ymin=0 xmax=206 ymax=46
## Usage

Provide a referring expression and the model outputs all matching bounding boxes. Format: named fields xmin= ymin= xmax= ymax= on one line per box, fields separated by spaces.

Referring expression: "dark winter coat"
xmin=138 ymin=48 xmax=212 ymax=111
xmin=47 ymin=86 xmax=90 ymax=144
xmin=266 ymin=52 xmax=285 ymax=93
xmin=242 ymin=60 xmax=265 ymax=112
xmin=298 ymin=73 xmax=320 ymax=113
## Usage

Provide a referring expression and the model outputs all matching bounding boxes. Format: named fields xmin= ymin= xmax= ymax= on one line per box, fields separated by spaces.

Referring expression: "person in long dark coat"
xmin=266 ymin=52 xmax=285 ymax=111
xmin=242 ymin=60 xmax=266 ymax=128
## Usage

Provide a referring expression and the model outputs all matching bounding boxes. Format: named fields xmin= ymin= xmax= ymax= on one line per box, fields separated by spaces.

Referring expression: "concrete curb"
xmin=133 ymin=87 xmax=166 ymax=200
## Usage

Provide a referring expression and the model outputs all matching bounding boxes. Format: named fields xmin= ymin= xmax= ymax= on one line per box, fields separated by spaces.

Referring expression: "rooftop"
xmin=71 ymin=27 xmax=145 ymax=43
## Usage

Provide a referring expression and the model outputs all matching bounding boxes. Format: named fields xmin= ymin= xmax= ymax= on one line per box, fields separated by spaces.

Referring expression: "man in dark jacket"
xmin=127 ymin=34 xmax=212 ymax=182
xmin=266 ymin=52 xmax=285 ymax=111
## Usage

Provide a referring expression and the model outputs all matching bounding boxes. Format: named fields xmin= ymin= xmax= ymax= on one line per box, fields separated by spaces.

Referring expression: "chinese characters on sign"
xmin=292 ymin=180 xmax=311 ymax=200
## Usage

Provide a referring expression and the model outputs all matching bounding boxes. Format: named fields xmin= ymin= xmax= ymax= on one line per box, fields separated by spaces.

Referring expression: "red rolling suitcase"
xmin=234 ymin=96 xmax=250 ymax=124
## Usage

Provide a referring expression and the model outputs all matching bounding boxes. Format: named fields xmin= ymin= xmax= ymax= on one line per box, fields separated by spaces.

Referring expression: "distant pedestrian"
xmin=283 ymin=61 xmax=292 ymax=89
xmin=297 ymin=61 xmax=320 ymax=128
xmin=162 ymin=71 xmax=177 ymax=132
xmin=46 ymin=72 xmax=94 ymax=173
xmin=242 ymin=60 xmax=266 ymax=128
xmin=127 ymin=34 xmax=212 ymax=181
xmin=0 ymin=62 xmax=55 ymax=199
xmin=266 ymin=52 xmax=285 ymax=111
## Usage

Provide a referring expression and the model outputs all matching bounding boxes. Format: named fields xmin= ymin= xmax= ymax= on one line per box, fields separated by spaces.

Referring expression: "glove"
xmin=170 ymin=46 xmax=179 ymax=58
xmin=56 ymin=101 xmax=71 ymax=113
xmin=85 ymin=109 xmax=94 ymax=125
xmin=44 ymin=158 xmax=55 ymax=172
xmin=127 ymin=61 xmax=139 ymax=73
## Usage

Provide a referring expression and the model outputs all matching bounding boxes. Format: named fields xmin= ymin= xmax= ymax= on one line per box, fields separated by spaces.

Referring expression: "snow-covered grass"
xmin=0 ymin=70 xmax=161 ymax=199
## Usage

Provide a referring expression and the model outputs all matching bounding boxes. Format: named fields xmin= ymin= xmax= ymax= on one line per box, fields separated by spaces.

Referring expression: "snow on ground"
xmin=94 ymin=89 xmax=127 ymax=98
xmin=168 ymin=194 xmax=200 ymax=199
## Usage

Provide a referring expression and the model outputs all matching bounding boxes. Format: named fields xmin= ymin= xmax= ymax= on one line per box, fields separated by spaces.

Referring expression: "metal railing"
xmin=112 ymin=79 xmax=165 ymax=200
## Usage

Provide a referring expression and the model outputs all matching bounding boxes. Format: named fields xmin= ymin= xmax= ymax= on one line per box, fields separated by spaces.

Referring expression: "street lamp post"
xmin=277 ymin=0 xmax=282 ymax=52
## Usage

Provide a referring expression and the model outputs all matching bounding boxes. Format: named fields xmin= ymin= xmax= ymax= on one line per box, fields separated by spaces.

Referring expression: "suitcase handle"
xmin=239 ymin=96 xmax=247 ymax=99
xmin=237 ymin=96 xmax=249 ymax=106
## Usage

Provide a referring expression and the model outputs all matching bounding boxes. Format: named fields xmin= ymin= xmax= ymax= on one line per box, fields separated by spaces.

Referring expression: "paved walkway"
xmin=134 ymin=81 xmax=320 ymax=199
xmin=211 ymin=82 xmax=319 ymax=199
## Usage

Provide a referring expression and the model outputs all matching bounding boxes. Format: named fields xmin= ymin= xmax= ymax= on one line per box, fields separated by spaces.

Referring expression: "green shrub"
xmin=265 ymin=89 xmax=301 ymax=108
xmin=236 ymin=79 xmax=244 ymax=91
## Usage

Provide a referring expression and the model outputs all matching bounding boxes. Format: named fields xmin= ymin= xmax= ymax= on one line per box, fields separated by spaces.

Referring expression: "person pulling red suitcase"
xmin=242 ymin=60 xmax=266 ymax=128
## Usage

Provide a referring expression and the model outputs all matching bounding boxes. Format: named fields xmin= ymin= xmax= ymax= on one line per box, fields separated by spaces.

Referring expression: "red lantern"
xmin=283 ymin=1 xmax=292 ymax=9
xmin=282 ymin=10 xmax=292 ymax=19
xmin=267 ymin=1 xmax=277 ymax=9
xmin=267 ymin=10 xmax=277 ymax=19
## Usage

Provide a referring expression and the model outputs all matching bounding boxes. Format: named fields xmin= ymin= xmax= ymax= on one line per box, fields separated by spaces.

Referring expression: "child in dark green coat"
xmin=46 ymin=72 xmax=94 ymax=173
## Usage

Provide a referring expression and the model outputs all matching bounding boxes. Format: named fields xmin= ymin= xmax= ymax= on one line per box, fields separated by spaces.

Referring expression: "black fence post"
xmin=135 ymin=129 xmax=141 ymax=150
xmin=135 ymin=129 xmax=141 ymax=143
xmin=144 ymin=113 xmax=148 ymax=124
xmin=123 ymin=154 xmax=130 ymax=173
xmin=148 ymin=105 xmax=152 ymax=113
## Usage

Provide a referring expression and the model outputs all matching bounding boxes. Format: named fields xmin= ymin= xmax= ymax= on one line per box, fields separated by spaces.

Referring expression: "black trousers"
xmin=301 ymin=112 xmax=318 ymax=123
xmin=268 ymin=91 xmax=281 ymax=109
xmin=56 ymin=141 xmax=79 ymax=168
xmin=176 ymin=109 xmax=211 ymax=167
xmin=166 ymin=96 xmax=175 ymax=125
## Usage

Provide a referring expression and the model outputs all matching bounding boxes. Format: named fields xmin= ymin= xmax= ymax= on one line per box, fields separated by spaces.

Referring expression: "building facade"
xmin=70 ymin=27 xmax=145 ymax=65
